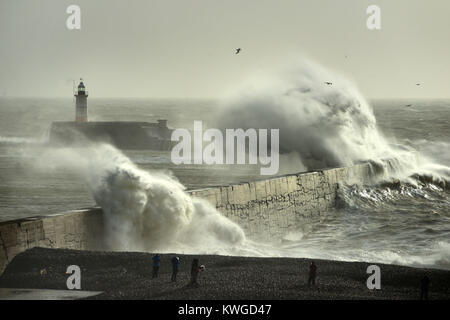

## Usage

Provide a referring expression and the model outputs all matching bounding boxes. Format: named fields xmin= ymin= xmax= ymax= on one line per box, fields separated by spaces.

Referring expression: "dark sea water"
xmin=0 ymin=97 xmax=449 ymax=269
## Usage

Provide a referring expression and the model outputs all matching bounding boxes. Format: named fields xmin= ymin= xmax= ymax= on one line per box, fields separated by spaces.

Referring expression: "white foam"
xmin=215 ymin=59 xmax=450 ymax=185
xmin=35 ymin=144 xmax=246 ymax=254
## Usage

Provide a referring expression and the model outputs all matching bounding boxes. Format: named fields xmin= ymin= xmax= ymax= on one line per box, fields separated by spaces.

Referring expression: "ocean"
xmin=0 ymin=96 xmax=449 ymax=270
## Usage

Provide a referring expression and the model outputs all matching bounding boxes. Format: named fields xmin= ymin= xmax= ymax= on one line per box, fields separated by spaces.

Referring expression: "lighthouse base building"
xmin=48 ymin=80 xmax=173 ymax=150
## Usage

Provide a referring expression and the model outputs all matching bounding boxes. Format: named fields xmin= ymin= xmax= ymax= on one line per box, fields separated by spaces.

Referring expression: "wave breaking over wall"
xmin=34 ymin=144 xmax=246 ymax=255
xmin=215 ymin=59 xmax=449 ymax=186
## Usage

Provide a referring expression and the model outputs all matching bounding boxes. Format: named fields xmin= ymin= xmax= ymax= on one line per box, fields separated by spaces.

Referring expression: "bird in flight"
xmin=235 ymin=48 xmax=241 ymax=54
xmin=325 ymin=82 xmax=333 ymax=85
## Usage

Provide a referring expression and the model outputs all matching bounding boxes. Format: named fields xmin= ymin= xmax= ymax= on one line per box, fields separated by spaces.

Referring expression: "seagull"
xmin=325 ymin=82 xmax=333 ymax=85
xmin=235 ymin=48 xmax=241 ymax=54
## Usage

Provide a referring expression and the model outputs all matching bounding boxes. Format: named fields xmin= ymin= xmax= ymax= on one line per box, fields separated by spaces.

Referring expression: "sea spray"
xmin=215 ymin=59 xmax=449 ymax=186
xmin=35 ymin=144 xmax=246 ymax=253
xmin=216 ymin=59 xmax=391 ymax=169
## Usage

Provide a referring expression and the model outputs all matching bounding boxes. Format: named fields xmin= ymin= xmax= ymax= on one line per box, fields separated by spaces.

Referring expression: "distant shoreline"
xmin=1 ymin=248 xmax=449 ymax=300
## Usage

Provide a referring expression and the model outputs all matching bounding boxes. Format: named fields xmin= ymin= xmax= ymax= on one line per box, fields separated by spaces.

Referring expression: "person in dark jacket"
xmin=308 ymin=261 xmax=317 ymax=285
xmin=152 ymin=254 xmax=161 ymax=278
xmin=171 ymin=256 xmax=180 ymax=282
xmin=420 ymin=275 xmax=430 ymax=300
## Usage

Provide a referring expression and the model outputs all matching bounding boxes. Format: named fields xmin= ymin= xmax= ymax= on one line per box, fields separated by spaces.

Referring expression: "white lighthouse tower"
xmin=74 ymin=79 xmax=88 ymax=122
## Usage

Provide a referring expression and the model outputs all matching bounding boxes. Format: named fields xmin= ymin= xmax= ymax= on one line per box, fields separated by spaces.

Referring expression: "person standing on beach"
xmin=189 ymin=258 xmax=200 ymax=286
xmin=171 ymin=256 xmax=180 ymax=282
xmin=152 ymin=254 xmax=161 ymax=279
xmin=308 ymin=261 xmax=317 ymax=285
xmin=420 ymin=275 xmax=430 ymax=300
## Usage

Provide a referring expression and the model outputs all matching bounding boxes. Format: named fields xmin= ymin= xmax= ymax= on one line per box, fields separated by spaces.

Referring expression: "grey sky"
xmin=1 ymin=0 xmax=449 ymax=98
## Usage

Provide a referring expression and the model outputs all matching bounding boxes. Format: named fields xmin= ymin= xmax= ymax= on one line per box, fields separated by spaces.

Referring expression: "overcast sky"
xmin=1 ymin=0 xmax=449 ymax=98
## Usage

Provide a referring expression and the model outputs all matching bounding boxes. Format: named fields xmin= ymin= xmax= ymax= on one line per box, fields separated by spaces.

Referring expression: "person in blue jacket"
xmin=171 ymin=256 xmax=180 ymax=282
xmin=152 ymin=254 xmax=161 ymax=278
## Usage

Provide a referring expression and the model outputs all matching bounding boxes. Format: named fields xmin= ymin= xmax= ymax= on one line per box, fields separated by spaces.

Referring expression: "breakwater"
xmin=0 ymin=163 xmax=374 ymax=273
xmin=190 ymin=163 xmax=372 ymax=238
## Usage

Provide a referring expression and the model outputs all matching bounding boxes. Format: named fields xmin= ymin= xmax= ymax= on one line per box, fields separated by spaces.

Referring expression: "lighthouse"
xmin=74 ymin=79 xmax=88 ymax=122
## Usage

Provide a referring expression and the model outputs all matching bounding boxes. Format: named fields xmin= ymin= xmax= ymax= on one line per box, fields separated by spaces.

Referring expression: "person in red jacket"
xmin=189 ymin=258 xmax=200 ymax=286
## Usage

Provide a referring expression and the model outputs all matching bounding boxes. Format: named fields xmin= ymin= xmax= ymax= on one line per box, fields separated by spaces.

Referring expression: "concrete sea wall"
xmin=0 ymin=163 xmax=373 ymax=273
xmin=190 ymin=163 xmax=372 ymax=238
xmin=0 ymin=209 xmax=105 ymax=274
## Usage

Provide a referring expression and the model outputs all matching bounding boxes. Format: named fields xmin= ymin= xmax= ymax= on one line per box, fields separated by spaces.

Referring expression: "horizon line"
xmin=2 ymin=96 xmax=450 ymax=101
